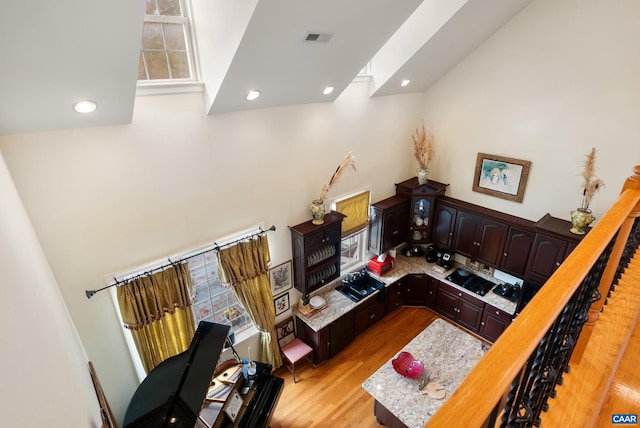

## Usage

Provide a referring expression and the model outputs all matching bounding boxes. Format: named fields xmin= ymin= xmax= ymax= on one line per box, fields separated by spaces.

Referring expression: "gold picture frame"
xmin=472 ymin=153 xmax=531 ymax=203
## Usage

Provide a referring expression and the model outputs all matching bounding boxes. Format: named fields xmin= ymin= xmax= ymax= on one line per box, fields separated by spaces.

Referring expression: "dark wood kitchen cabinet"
xmin=368 ymin=195 xmax=410 ymax=255
xmin=435 ymin=281 xmax=484 ymax=333
xmin=404 ymin=274 xmax=437 ymax=307
xmin=329 ymin=310 xmax=356 ymax=357
xmin=524 ymin=214 xmax=584 ymax=283
xmin=395 ymin=177 xmax=448 ymax=245
xmin=479 ymin=304 xmax=513 ymax=342
xmin=296 ymin=310 xmax=355 ymax=365
xmin=432 ymin=200 xmax=457 ymax=250
xmin=499 ymin=227 xmax=535 ymax=278
xmin=385 ymin=278 xmax=405 ymax=314
xmin=290 ymin=211 xmax=345 ymax=301
xmin=525 ymin=233 xmax=569 ymax=283
xmin=296 ymin=320 xmax=329 ymax=365
xmin=453 ymin=210 xmax=508 ymax=268
xmin=355 ymin=296 xmax=386 ymax=335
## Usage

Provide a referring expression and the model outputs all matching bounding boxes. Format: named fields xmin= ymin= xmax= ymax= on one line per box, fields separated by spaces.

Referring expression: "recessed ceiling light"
xmin=401 ymin=79 xmax=411 ymax=87
xmin=73 ymin=100 xmax=97 ymax=113
xmin=246 ymin=90 xmax=260 ymax=101
xmin=322 ymin=86 xmax=335 ymax=95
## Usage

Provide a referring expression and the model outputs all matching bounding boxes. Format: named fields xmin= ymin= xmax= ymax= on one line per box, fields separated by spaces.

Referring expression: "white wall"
xmin=421 ymin=0 xmax=640 ymax=221
xmin=1 ymin=0 xmax=639 ymax=424
xmin=0 ymin=82 xmax=423 ymax=423
xmin=0 ymin=152 xmax=100 ymax=427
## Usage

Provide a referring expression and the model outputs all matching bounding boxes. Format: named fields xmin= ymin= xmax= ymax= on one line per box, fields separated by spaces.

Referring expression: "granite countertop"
xmin=293 ymin=254 xmax=517 ymax=332
xmin=362 ymin=318 xmax=488 ymax=428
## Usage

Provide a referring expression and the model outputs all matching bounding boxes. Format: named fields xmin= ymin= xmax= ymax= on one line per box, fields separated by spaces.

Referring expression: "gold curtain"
xmin=216 ymin=235 xmax=283 ymax=369
xmin=335 ymin=190 xmax=370 ymax=236
xmin=116 ymin=262 xmax=196 ymax=374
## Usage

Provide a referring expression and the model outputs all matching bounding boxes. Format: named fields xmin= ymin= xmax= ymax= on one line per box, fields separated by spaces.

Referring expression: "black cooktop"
xmin=445 ymin=270 xmax=496 ymax=296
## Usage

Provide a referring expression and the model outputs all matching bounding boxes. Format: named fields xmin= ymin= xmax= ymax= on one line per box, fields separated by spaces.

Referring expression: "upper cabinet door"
xmin=476 ymin=219 xmax=509 ymax=267
xmin=432 ymin=202 xmax=457 ymax=250
xmin=525 ymin=233 xmax=568 ymax=283
xmin=453 ymin=211 xmax=481 ymax=258
xmin=499 ymin=227 xmax=535 ymax=277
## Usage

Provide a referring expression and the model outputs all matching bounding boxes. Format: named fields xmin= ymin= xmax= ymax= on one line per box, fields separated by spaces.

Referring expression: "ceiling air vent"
xmin=304 ymin=32 xmax=333 ymax=43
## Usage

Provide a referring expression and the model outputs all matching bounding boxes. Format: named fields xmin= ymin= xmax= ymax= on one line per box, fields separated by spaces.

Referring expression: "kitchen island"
xmin=362 ymin=318 xmax=487 ymax=428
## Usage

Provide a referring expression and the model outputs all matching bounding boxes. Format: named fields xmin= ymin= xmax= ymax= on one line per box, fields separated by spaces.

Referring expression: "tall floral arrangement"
xmin=579 ymin=147 xmax=605 ymax=211
xmin=412 ymin=120 xmax=435 ymax=170
xmin=318 ymin=150 xmax=357 ymax=202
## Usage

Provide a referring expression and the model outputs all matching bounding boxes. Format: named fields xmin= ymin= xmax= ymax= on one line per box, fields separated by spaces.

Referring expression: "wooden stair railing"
xmin=426 ymin=166 xmax=640 ymax=428
xmin=539 ymin=246 xmax=640 ymax=427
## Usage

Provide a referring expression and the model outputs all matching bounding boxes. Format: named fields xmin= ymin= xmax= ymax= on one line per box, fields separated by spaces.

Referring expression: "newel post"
xmin=572 ymin=165 xmax=640 ymax=363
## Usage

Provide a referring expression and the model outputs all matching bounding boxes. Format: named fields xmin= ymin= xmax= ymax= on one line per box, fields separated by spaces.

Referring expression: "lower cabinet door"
xmin=435 ymin=287 xmax=458 ymax=321
xmin=457 ymin=299 xmax=483 ymax=332
xmin=480 ymin=308 xmax=513 ymax=342
xmin=356 ymin=298 xmax=386 ymax=335
xmin=329 ymin=310 xmax=355 ymax=357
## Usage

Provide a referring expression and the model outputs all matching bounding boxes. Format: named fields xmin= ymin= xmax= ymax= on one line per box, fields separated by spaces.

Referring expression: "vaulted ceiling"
xmin=0 ymin=0 xmax=532 ymax=135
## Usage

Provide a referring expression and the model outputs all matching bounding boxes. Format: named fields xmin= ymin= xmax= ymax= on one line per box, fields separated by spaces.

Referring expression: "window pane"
xmin=168 ymin=51 xmax=189 ymax=79
xmin=144 ymin=51 xmax=170 ymax=79
xmin=187 ymin=251 xmax=252 ymax=335
xmin=157 ymin=0 xmax=182 ymax=16
xmin=142 ymin=22 xmax=165 ymax=50
xmin=146 ymin=0 xmax=159 ymax=15
xmin=163 ymin=23 xmax=186 ymax=50
xmin=341 ymin=229 xmax=367 ymax=271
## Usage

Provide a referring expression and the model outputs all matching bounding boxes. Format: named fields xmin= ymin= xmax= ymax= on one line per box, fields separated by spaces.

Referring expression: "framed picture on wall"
xmin=274 ymin=293 xmax=290 ymax=317
xmin=269 ymin=260 xmax=293 ymax=296
xmin=472 ymin=153 xmax=531 ymax=203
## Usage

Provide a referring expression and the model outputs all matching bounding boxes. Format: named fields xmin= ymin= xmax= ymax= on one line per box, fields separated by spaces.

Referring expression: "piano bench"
xmin=280 ymin=338 xmax=314 ymax=383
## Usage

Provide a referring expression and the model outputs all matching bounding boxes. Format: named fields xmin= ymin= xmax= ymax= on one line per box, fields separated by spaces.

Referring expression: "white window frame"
xmin=137 ymin=0 xmax=203 ymax=95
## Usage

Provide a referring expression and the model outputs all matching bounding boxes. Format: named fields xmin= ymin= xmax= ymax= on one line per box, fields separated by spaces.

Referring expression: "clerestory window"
xmin=138 ymin=0 xmax=197 ymax=83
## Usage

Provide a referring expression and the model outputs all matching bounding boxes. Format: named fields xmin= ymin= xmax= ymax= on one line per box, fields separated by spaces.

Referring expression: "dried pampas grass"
xmin=412 ymin=120 xmax=435 ymax=170
xmin=580 ymin=147 xmax=605 ymax=211
xmin=318 ymin=151 xmax=357 ymax=202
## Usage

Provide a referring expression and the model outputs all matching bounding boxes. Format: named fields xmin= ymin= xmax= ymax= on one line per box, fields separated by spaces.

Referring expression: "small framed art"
xmin=274 ymin=293 xmax=290 ymax=316
xmin=269 ymin=260 xmax=293 ymax=296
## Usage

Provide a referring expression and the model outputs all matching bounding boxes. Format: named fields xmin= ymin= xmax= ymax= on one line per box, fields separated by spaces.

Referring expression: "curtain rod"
xmin=85 ymin=225 xmax=276 ymax=299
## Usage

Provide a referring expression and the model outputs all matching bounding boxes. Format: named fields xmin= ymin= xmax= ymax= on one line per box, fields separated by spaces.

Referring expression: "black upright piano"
xmin=123 ymin=322 xmax=284 ymax=428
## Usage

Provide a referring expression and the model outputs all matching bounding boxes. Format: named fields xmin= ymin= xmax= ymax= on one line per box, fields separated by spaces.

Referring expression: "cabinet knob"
xmin=458 ymin=292 xmax=462 ymax=297
xmin=504 ymin=252 xmax=508 ymax=257
xmin=496 ymin=310 xmax=500 ymax=315
xmin=370 ymin=314 xmax=375 ymax=320
xmin=555 ymin=262 xmax=561 ymax=267
xmin=481 ymin=322 xmax=485 ymax=326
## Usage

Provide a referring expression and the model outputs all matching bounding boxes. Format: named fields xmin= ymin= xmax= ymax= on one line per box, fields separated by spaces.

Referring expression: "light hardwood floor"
xmin=270 ymin=306 xmax=640 ymax=427
xmin=270 ymin=307 xmax=439 ymax=428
